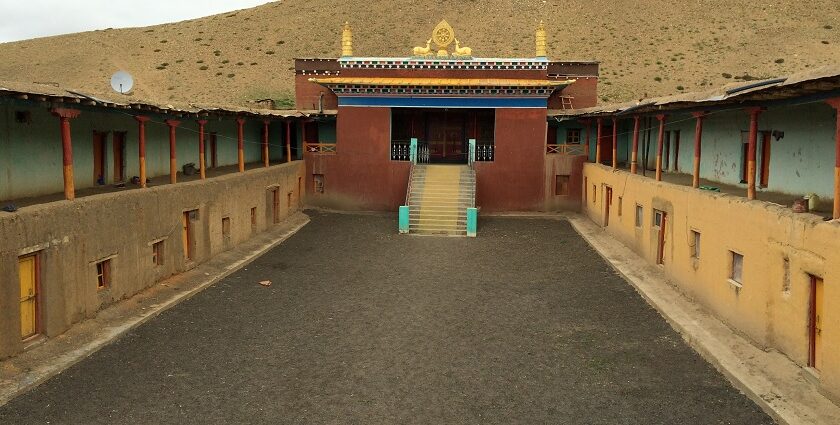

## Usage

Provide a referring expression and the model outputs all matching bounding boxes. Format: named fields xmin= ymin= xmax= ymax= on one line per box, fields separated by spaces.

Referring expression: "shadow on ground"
xmin=0 ymin=211 xmax=774 ymax=424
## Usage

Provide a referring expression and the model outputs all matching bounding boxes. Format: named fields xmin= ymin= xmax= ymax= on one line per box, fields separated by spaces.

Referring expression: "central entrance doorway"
xmin=391 ymin=109 xmax=494 ymax=164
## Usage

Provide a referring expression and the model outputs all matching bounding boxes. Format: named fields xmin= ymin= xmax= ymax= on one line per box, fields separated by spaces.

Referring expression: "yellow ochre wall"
xmin=581 ymin=163 xmax=840 ymax=402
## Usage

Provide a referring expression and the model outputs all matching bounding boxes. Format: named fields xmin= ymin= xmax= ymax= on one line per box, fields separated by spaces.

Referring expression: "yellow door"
xmin=19 ymin=255 xmax=37 ymax=339
xmin=815 ymin=277 xmax=824 ymax=371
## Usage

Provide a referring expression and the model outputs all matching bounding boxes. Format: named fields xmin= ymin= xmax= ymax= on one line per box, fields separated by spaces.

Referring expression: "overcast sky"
xmin=0 ymin=0 xmax=272 ymax=43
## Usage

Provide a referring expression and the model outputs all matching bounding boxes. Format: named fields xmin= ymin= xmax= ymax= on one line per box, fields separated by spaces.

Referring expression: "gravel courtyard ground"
xmin=0 ymin=211 xmax=774 ymax=424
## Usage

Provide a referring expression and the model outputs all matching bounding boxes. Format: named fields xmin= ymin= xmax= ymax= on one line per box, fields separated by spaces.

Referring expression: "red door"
xmin=599 ymin=126 xmax=613 ymax=164
xmin=93 ymin=131 xmax=107 ymax=185
xmin=427 ymin=111 xmax=466 ymax=163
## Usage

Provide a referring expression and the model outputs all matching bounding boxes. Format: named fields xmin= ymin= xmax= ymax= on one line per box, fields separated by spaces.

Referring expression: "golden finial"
xmin=535 ymin=20 xmax=547 ymax=58
xmin=341 ymin=22 xmax=353 ymax=57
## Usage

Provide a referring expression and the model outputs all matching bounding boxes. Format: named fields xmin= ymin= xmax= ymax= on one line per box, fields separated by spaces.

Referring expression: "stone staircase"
xmin=406 ymin=164 xmax=475 ymax=236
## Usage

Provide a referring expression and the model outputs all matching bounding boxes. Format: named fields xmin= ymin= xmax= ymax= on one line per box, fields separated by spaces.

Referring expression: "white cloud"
xmin=0 ymin=0 xmax=272 ymax=43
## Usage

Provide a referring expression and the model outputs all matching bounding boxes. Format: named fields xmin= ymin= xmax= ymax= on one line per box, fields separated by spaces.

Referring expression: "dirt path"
xmin=0 ymin=212 xmax=774 ymax=424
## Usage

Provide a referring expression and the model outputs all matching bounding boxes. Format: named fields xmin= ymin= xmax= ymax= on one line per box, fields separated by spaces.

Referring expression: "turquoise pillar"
xmin=399 ymin=205 xmax=409 ymax=234
xmin=466 ymin=207 xmax=477 ymax=237
xmin=468 ymin=138 xmax=476 ymax=167
xmin=410 ymin=138 xmax=418 ymax=164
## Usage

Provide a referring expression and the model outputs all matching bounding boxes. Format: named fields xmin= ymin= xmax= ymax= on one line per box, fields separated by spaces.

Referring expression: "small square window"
xmin=730 ymin=251 xmax=744 ymax=284
xmin=152 ymin=241 xmax=164 ymax=266
xmin=555 ymin=175 xmax=570 ymax=196
xmin=15 ymin=110 xmax=32 ymax=124
xmin=635 ymin=205 xmax=643 ymax=227
xmin=653 ymin=210 xmax=664 ymax=228
xmin=96 ymin=260 xmax=111 ymax=290
xmin=691 ymin=231 xmax=701 ymax=259
xmin=565 ymin=128 xmax=582 ymax=144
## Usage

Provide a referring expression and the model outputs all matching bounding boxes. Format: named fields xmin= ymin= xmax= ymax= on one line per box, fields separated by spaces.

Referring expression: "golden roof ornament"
xmin=535 ymin=20 xmax=547 ymax=58
xmin=413 ymin=20 xmax=473 ymax=58
xmin=341 ymin=22 xmax=353 ymax=57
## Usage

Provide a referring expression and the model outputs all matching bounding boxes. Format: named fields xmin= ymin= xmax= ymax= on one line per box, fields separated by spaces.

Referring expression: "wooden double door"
xmin=426 ymin=111 xmax=467 ymax=163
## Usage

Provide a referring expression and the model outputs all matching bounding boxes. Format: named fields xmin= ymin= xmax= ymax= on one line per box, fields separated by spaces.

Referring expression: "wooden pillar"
xmin=236 ymin=117 xmax=245 ymax=172
xmin=285 ymin=120 xmax=292 ymax=163
xmin=51 ymin=108 xmax=81 ymax=200
xmin=691 ymin=112 xmax=706 ymax=188
xmin=262 ymin=119 xmax=270 ymax=168
xmin=581 ymin=119 xmax=591 ymax=159
xmin=165 ymin=120 xmax=180 ymax=184
xmin=595 ymin=118 xmax=603 ymax=164
xmin=197 ymin=119 xmax=207 ymax=179
xmin=827 ymin=99 xmax=840 ymax=219
xmin=746 ymin=107 xmax=763 ymax=200
xmin=135 ymin=116 xmax=150 ymax=188
xmin=611 ymin=117 xmax=618 ymax=169
xmin=655 ymin=114 xmax=667 ymax=181
xmin=630 ymin=116 xmax=641 ymax=174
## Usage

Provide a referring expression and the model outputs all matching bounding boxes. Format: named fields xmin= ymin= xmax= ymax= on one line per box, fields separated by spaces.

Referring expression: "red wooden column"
xmin=236 ymin=117 xmax=245 ymax=172
xmin=51 ymin=108 xmax=81 ymax=200
xmin=262 ymin=119 xmax=270 ymax=167
xmin=630 ymin=116 xmax=641 ymax=174
xmin=745 ymin=107 xmax=763 ymax=200
xmin=611 ymin=117 xmax=618 ymax=169
xmin=655 ymin=114 xmax=667 ymax=181
xmin=581 ymin=119 xmax=592 ymax=159
xmin=164 ymin=119 xmax=180 ymax=184
xmin=595 ymin=118 xmax=603 ymax=164
xmin=135 ymin=116 xmax=150 ymax=188
xmin=197 ymin=120 xmax=207 ymax=179
xmin=691 ymin=112 xmax=706 ymax=188
xmin=285 ymin=120 xmax=292 ymax=163
xmin=826 ymin=98 xmax=840 ymax=219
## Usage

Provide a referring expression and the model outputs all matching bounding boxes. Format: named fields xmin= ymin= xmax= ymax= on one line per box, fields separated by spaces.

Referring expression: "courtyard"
xmin=0 ymin=212 xmax=773 ymax=424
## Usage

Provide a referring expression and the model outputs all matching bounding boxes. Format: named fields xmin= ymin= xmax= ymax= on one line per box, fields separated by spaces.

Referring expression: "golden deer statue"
xmin=453 ymin=38 xmax=472 ymax=57
xmin=413 ymin=39 xmax=433 ymax=57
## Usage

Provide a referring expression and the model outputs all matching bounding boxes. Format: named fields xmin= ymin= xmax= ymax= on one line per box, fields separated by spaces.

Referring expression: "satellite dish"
xmin=110 ymin=71 xmax=134 ymax=94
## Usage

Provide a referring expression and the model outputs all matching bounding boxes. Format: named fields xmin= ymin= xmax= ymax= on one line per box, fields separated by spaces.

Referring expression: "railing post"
xmin=410 ymin=137 xmax=418 ymax=164
xmin=468 ymin=138 xmax=476 ymax=167
xmin=399 ymin=205 xmax=410 ymax=234
xmin=466 ymin=207 xmax=478 ymax=237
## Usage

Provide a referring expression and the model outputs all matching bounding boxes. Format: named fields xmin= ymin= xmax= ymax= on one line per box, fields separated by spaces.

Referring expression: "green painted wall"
xmin=0 ymin=99 xmax=273 ymax=201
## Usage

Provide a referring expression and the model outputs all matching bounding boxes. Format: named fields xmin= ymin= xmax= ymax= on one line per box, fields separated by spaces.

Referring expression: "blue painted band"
xmin=338 ymin=96 xmax=548 ymax=109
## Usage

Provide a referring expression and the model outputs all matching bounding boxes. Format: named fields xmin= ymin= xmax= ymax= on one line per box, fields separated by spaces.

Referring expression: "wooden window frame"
xmin=152 ymin=241 xmax=164 ymax=266
xmin=554 ymin=174 xmax=570 ymax=196
xmin=729 ymin=251 xmax=744 ymax=286
xmin=565 ymin=128 xmax=582 ymax=144
xmin=96 ymin=259 xmax=112 ymax=290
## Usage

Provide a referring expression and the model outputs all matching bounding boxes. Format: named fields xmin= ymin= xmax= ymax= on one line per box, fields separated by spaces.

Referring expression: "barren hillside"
xmin=0 ymin=0 xmax=838 ymax=107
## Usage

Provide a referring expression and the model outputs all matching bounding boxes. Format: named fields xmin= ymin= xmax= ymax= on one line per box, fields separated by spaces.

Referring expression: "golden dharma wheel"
xmin=432 ymin=20 xmax=455 ymax=48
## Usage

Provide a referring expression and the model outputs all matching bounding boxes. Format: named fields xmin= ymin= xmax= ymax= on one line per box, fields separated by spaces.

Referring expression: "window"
xmin=584 ymin=177 xmax=588 ymax=202
xmin=565 ymin=128 xmax=582 ymax=144
xmin=222 ymin=217 xmax=231 ymax=244
xmin=96 ymin=260 xmax=111 ymax=290
xmin=690 ymin=231 xmax=700 ymax=259
xmin=730 ymin=251 xmax=744 ymax=285
xmin=617 ymin=197 xmax=623 ymax=216
xmin=15 ymin=110 xmax=32 ymax=124
xmin=555 ymin=175 xmax=570 ymax=196
xmin=250 ymin=207 xmax=257 ymax=233
xmin=152 ymin=241 xmax=164 ymax=266
xmin=313 ymin=174 xmax=325 ymax=194
xmin=653 ymin=210 xmax=664 ymax=228
xmin=635 ymin=204 xmax=643 ymax=227
xmin=592 ymin=185 xmax=596 ymax=203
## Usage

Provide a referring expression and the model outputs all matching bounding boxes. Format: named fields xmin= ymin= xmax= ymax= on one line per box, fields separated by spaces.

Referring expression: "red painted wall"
xmin=548 ymin=77 xmax=599 ymax=109
xmin=305 ymin=107 xmax=411 ymax=211
xmin=475 ymin=108 xmax=548 ymax=212
xmin=295 ymin=75 xmax=339 ymax=111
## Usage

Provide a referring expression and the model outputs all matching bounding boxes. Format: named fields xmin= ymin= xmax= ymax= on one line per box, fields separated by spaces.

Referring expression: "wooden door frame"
xmin=209 ymin=133 xmax=218 ymax=168
xmin=112 ymin=131 xmax=126 ymax=182
xmin=808 ymin=274 xmax=823 ymax=369
xmin=19 ymin=253 xmax=41 ymax=341
xmin=760 ymin=131 xmax=771 ymax=188
xmin=655 ymin=210 xmax=667 ymax=265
